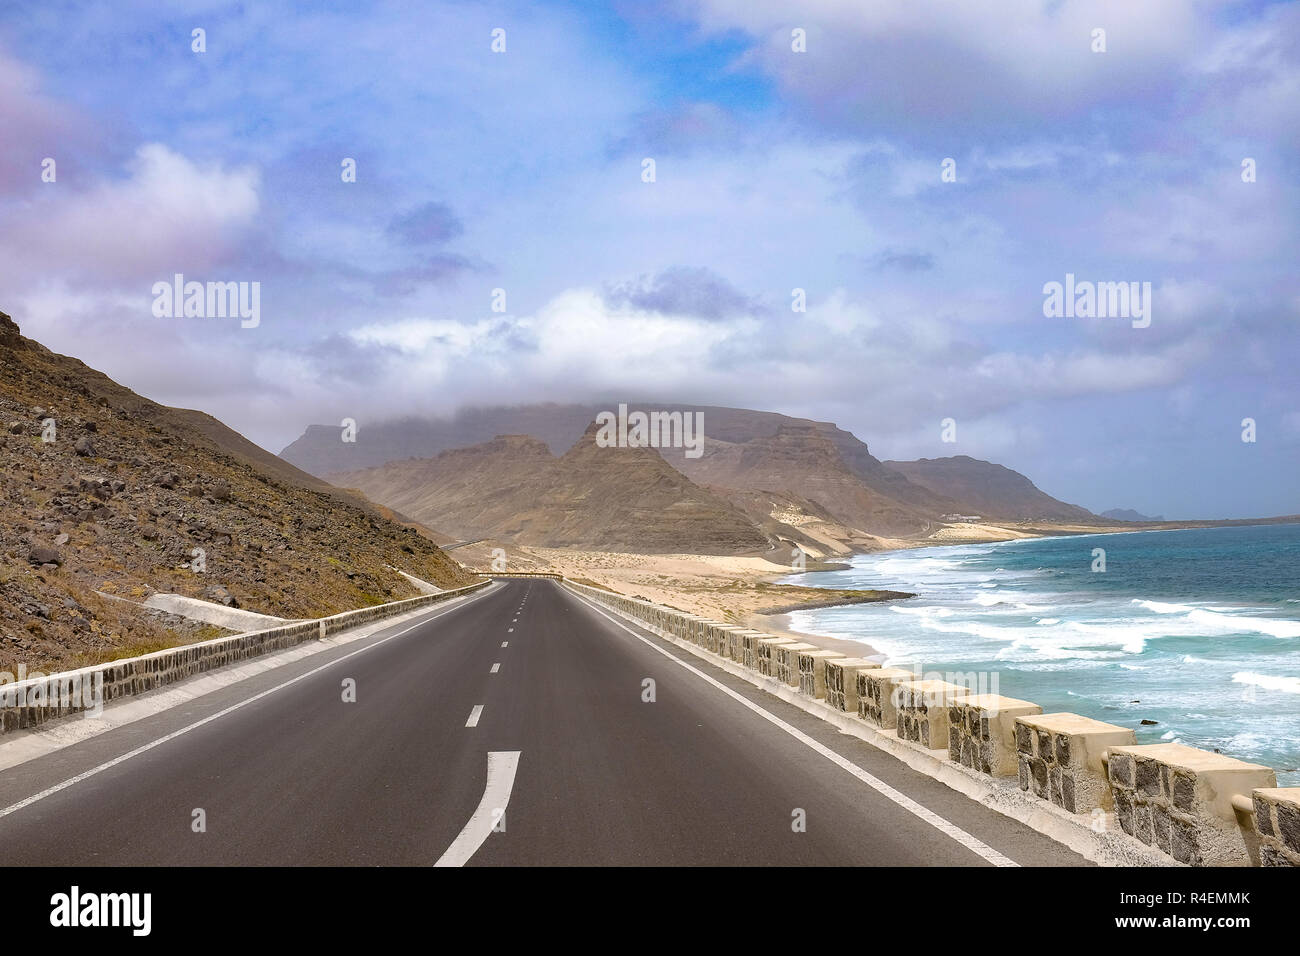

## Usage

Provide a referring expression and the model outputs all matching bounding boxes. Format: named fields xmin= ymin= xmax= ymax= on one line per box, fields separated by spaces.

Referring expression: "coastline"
xmin=775 ymin=524 xmax=1300 ymax=784
xmin=749 ymin=609 xmax=887 ymax=660
xmin=745 ymin=523 xmax=1240 ymax=659
xmin=457 ymin=519 xmax=1300 ymax=665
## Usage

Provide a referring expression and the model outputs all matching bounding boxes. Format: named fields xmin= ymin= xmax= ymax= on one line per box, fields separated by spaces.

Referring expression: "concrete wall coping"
xmin=1254 ymin=787 xmax=1300 ymax=802
xmin=957 ymin=694 xmax=1041 ymax=712
xmin=897 ymin=678 xmax=968 ymax=694
xmin=864 ymin=666 xmax=918 ymax=680
xmin=1110 ymin=742 xmax=1275 ymax=774
xmin=1017 ymin=712 xmax=1133 ymax=735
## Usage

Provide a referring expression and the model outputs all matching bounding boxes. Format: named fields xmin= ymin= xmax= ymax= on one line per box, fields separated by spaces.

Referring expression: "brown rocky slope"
xmin=331 ymin=425 xmax=773 ymax=555
xmin=882 ymin=455 xmax=1094 ymax=521
xmin=286 ymin=402 xmax=1097 ymax=539
xmin=0 ymin=310 xmax=473 ymax=673
xmin=672 ymin=423 xmax=948 ymax=537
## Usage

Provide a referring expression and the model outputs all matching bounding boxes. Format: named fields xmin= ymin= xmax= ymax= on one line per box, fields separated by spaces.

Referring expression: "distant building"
xmin=941 ymin=514 xmax=983 ymax=522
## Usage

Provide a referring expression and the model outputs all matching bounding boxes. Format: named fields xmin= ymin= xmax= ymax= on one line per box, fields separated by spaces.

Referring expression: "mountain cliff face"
xmin=882 ymin=456 xmax=1094 ymax=521
xmin=282 ymin=402 xmax=947 ymax=498
xmin=333 ymin=434 xmax=561 ymax=542
xmin=282 ymin=404 xmax=608 ymax=475
xmin=0 ymin=310 xmax=473 ymax=672
xmin=287 ymin=403 xmax=966 ymax=538
xmin=672 ymin=424 xmax=943 ymax=536
xmin=331 ymin=425 xmax=772 ymax=555
xmin=293 ymin=403 xmax=1098 ymax=539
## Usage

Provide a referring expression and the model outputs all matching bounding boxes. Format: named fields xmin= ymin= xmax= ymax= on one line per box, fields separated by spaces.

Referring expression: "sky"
xmin=0 ymin=0 xmax=1297 ymax=519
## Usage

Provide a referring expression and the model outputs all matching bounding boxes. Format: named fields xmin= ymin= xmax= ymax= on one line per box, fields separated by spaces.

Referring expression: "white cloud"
xmin=685 ymin=0 xmax=1208 ymax=125
xmin=0 ymin=144 xmax=260 ymax=284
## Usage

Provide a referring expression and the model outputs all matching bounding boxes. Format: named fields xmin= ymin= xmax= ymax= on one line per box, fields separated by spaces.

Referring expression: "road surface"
xmin=0 ymin=580 xmax=1085 ymax=865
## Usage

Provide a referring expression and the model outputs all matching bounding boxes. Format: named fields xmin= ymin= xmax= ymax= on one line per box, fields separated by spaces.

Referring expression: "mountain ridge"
xmin=1101 ymin=508 xmax=1166 ymax=522
xmin=330 ymin=425 xmax=773 ymax=555
xmin=882 ymin=455 xmax=1094 ymax=522
xmin=290 ymin=403 xmax=1098 ymax=540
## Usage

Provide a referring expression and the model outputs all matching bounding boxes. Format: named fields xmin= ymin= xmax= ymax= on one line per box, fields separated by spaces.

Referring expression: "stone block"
xmin=796 ymin=649 xmax=845 ymax=698
xmin=1107 ymin=743 xmax=1275 ymax=866
xmin=757 ymin=637 xmax=799 ymax=678
xmin=894 ymin=679 xmax=970 ymax=751
xmin=709 ymin=624 xmax=745 ymax=659
xmin=1014 ymin=712 xmax=1135 ymax=815
xmin=857 ymin=667 xmax=917 ymax=729
xmin=947 ymin=694 xmax=1042 ymax=777
xmin=727 ymin=628 xmax=765 ymax=664
xmin=699 ymin=622 xmax=727 ymax=654
xmin=824 ymin=658 xmax=879 ymax=712
xmin=740 ymin=631 xmax=776 ymax=671
xmin=1252 ymin=788 xmax=1300 ymax=867
xmin=774 ymin=643 xmax=816 ymax=686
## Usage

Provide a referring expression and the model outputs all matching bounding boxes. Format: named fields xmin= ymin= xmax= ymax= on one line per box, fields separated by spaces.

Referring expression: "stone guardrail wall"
xmin=0 ymin=579 xmax=492 ymax=736
xmin=562 ymin=578 xmax=1299 ymax=867
xmin=485 ymin=572 xmax=565 ymax=580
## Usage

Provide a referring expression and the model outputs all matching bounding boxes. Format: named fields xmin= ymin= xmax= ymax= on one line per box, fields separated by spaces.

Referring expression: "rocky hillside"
xmin=287 ymin=403 xmax=969 ymax=539
xmin=0 ymin=310 xmax=474 ymax=672
xmin=332 ymin=425 xmax=772 ymax=555
xmin=290 ymin=402 xmax=1098 ymax=543
xmin=672 ymin=424 xmax=948 ymax=537
xmin=283 ymin=402 xmax=950 ymax=489
xmin=882 ymin=455 xmax=1094 ymax=521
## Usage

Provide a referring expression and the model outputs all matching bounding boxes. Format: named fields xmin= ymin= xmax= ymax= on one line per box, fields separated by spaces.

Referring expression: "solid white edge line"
xmin=433 ymin=751 xmax=521 ymax=867
xmin=0 ymin=586 xmax=497 ymax=822
xmin=466 ymin=705 xmax=484 ymax=727
xmin=566 ymin=587 xmax=1020 ymax=868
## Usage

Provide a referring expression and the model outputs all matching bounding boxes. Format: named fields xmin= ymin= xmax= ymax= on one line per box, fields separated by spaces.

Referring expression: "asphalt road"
xmin=0 ymin=580 xmax=1086 ymax=866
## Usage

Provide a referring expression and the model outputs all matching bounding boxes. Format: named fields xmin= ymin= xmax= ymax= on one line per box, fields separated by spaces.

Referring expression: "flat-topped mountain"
xmin=672 ymin=424 xmax=947 ymax=537
xmin=882 ymin=455 xmax=1094 ymax=522
xmin=1101 ymin=508 xmax=1166 ymax=522
xmin=283 ymin=403 xmax=950 ymax=506
xmin=283 ymin=403 xmax=609 ymax=476
xmin=297 ymin=403 xmax=1097 ymax=541
xmin=331 ymin=424 xmax=772 ymax=555
xmin=0 ymin=310 xmax=473 ymax=671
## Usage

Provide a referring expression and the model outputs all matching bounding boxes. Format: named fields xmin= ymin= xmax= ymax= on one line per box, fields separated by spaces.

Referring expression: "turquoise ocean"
xmin=782 ymin=524 xmax=1300 ymax=784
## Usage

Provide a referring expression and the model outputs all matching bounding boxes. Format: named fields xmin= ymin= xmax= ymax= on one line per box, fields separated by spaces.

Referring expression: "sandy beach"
xmin=446 ymin=519 xmax=1149 ymax=659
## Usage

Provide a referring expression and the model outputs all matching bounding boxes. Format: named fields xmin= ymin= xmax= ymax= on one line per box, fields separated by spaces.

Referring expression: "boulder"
xmin=27 ymin=545 xmax=62 ymax=566
xmin=204 ymin=585 xmax=240 ymax=608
